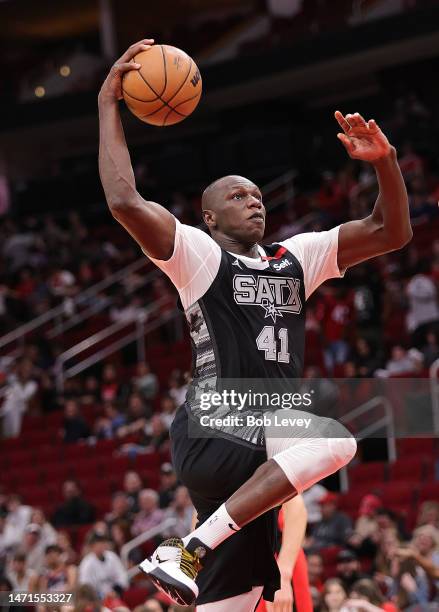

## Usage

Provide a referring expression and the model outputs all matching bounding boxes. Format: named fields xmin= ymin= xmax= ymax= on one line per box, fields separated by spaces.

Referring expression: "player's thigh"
xmin=197 ymin=586 xmax=263 ymax=612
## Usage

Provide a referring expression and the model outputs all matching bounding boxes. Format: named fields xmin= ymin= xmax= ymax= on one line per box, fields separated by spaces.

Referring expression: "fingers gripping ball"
xmin=122 ymin=45 xmax=202 ymax=126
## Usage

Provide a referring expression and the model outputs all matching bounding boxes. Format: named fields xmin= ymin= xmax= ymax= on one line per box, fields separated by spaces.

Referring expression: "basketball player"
xmin=98 ymin=40 xmax=412 ymax=610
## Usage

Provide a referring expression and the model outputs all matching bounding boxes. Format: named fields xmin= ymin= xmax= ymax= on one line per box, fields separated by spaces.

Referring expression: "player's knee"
xmin=329 ymin=435 xmax=357 ymax=467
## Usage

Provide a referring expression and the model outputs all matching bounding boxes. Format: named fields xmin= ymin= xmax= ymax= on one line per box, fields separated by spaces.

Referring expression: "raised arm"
xmin=98 ymin=39 xmax=175 ymax=260
xmin=334 ymin=111 xmax=412 ymax=271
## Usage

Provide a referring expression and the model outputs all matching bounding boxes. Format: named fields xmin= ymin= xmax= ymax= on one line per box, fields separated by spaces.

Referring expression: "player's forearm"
xmin=277 ymin=495 xmax=307 ymax=579
xmin=98 ymin=96 xmax=139 ymax=213
xmin=369 ymin=146 xmax=412 ymax=249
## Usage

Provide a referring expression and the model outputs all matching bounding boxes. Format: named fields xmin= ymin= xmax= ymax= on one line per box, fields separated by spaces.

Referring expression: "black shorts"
xmin=170 ymin=404 xmax=280 ymax=605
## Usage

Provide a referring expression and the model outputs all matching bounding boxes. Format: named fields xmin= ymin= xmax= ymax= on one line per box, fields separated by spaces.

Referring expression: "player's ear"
xmin=203 ymin=209 xmax=216 ymax=229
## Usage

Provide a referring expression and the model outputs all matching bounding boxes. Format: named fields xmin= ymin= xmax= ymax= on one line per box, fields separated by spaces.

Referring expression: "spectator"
xmin=18 ymin=523 xmax=46 ymax=573
xmin=105 ymin=492 xmax=132 ymax=531
xmin=406 ymin=262 xmax=439 ymax=345
xmin=131 ymin=489 xmax=164 ymax=537
xmin=29 ymin=508 xmax=57 ymax=549
xmin=388 ymin=554 xmax=429 ymax=609
xmin=117 ymin=393 xmax=150 ymax=438
xmin=123 ymin=472 xmax=143 ymax=514
xmin=347 ymin=578 xmax=398 ymax=611
xmin=317 ymin=286 xmax=354 ymax=373
xmin=336 ymin=549 xmax=369 ymax=591
xmin=158 ymin=463 xmax=178 ymax=509
xmin=52 ymin=481 xmax=95 ymax=527
xmin=321 ymin=578 xmax=348 ymax=612
xmin=56 ymin=531 xmax=77 ymax=566
xmin=1 ymin=359 xmax=37 ymax=438
xmin=352 ymin=338 xmax=380 ymax=377
xmin=416 ymin=501 xmax=439 ymax=529
xmin=3 ymin=495 xmax=32 ymax=550
xmin=100 ymin=364 xmax=120 ymax=403
xmin=167 ymin=371 xmax=187 ymax=407
xmin=61 ymin=399 xmax=91 ymax=443
xmin=378 ymin=345 xmax=420 ymax=376
xmin=78 ymin=532 xmax=128 ymax=599
xmin=159 ymin=394 xmax=177 ymax=430
xmin=306 ymin=552 xmax=324 ymax=593
xmin=6 ymin=551 xmax=35 ymax=591
xmin=421 ymin=331 xmax=439 ymax=369
xmin=29 ymin=543 xmax=77 ymax=592
xmin=348 ymin=495 xmax=382 ymax=556
xmin=139 ymin=414 xmax=169 ymax=453
xmin=94 ymin=402 xmax=126 ymax=440
xmin=133 ymin=362 xmax=158 ymax=402
xmin=307 ymin=493 xmax=352 ymax=550
xmin=66 ymin=583 xmax=111 ymax=612
xmin=80 ymin=376 xmax=101 ymax=406
xmin=162 ymin=486 xmax=194 ymax=539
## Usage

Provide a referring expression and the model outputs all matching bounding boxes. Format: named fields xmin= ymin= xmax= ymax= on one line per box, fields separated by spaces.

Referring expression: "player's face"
xmin=215 ymin=178 xmax=266 ymax=243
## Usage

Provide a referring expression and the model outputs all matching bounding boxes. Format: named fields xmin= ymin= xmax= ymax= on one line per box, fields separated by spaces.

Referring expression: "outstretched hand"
xmin=99 ymin=38 xmax=154 ymax=102
xmin=334 ymin=111 xmax=391 ymax=162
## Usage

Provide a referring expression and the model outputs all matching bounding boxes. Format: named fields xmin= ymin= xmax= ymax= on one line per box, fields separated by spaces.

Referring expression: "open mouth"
xmin=249 ymin=212 xmax=265 ymax=221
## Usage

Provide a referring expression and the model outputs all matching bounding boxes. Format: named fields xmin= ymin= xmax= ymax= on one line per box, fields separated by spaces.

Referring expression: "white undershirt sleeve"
xmin=146 ymin=218 xmax=222 ymax=310
xmin=280 ymin=225 xmax=345 ymax=300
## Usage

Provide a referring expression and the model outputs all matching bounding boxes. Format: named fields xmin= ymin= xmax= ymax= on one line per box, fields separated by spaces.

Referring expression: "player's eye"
xmin=232 ymin=193 xmax=243 ymax=200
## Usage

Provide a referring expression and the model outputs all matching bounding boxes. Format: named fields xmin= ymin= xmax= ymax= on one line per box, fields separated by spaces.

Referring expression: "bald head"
xmin=201 ymin=174 xmax=265 ymax=250
xmin=202 ymin=175 xmax=257 ymax=212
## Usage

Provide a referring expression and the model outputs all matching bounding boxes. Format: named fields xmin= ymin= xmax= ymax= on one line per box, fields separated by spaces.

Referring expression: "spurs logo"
xmin=233 ymin=274 xmax=302 ymax=322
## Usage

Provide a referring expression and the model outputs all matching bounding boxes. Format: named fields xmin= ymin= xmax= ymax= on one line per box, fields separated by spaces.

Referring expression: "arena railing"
xmin=338 ymin=396 xmax=396 ymax=492
xmin=0 ymin=170 xmax=296 ymax=358
xmin=120 ymin=517 xmax=177 ymax=578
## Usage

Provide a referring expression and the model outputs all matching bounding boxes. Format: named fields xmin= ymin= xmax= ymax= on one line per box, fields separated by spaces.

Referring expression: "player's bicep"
xmin=111 ymin=193 xmax=176 ymax=260
xmin=338 ymin=218 xmax=390 ymax=270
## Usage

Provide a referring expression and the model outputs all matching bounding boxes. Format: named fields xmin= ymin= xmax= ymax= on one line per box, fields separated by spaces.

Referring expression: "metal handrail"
xmin=430 ymin=358 xmax=439 ymax=435
xmin=0 ymin=257 xmax=151 ymax=351
xmin=339 ymin=395 xmax=396 ymax=492
xmin=120 ymin=516 xmax=177 ymax=577
xmin=0 ymin=170 xmax=296 ymax=354
xmin=54 ymin=294 xmax=174 ymax=390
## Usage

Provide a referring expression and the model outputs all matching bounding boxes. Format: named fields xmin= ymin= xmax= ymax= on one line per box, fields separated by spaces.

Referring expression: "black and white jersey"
xmin=149 ymin=219 xmax=344 ymax=445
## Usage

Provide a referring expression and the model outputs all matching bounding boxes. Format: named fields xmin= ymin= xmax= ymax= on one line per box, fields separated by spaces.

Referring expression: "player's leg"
xmin=142 ymin=410 xmax=356 ymax=605
xmin=140 ymin=404 xmax=278 ymax=606
xmin=196 ymin=586 xmax=263 ymax=612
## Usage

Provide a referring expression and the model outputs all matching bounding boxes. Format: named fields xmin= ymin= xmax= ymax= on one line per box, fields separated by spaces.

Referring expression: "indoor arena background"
xmin=0 ymin=0 xmax=439 ymax=610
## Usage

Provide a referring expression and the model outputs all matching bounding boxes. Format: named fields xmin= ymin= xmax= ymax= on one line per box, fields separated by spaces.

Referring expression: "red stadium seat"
xmin=388 ymin=457 xmax=429 ymax=482
xmin=379 ymin=482 xmax=418 ymax=506
xmin=122 ymin=587 xmax=152 ymax=609
xmin=349 ymin=461 xmax=387 ymax=486
xmin=418 ymin=482 xmax=439 ymax=502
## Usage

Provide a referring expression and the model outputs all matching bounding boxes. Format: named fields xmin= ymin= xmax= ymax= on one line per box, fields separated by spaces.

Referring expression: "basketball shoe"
xmin=139 ymin=537 xmax=209 ymax=606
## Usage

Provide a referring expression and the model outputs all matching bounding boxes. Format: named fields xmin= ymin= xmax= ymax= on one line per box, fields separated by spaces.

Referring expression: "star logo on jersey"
xmin=261 ymin=299 xmax=283 ymax=322
xmin=232 ymin=259 xmax=242 ymax=269
xmin=233 ymin=274 xmax=302 ymax=322
xmin=188 ymin=312 xmax=203 ymax=334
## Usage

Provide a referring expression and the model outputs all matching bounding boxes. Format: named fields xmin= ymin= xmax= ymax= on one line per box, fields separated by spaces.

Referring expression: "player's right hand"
xmin=98 ymin=39 xmax=154 ymax=102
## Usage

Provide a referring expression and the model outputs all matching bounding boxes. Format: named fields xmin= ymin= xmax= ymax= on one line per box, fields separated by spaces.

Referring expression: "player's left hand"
xmin=334 ymin=111 xmax=392 ymax=162
xmin=266 ymin=577 xmax=294 ymax=612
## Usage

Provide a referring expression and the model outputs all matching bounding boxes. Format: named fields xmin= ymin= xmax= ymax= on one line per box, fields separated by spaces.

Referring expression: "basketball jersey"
xmin=149 ymin=219 xmax=344 ymax=446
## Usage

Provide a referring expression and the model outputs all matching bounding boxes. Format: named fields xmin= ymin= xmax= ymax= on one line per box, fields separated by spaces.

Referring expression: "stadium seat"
xmin=349 ymin=461 xmax=387 ymax=486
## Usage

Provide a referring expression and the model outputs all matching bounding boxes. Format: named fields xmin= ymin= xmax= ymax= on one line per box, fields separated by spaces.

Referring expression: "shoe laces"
xmin=162 ymin=538 xmax=202 ymax=581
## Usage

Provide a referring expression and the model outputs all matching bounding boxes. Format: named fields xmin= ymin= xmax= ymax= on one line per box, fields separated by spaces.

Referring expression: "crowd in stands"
xmin=302 ymin=486 xmax=439 ymax=611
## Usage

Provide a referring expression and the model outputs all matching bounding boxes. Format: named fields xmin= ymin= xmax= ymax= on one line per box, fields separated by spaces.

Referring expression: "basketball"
xmin=122 ymin=44 xmax=202 ymax=127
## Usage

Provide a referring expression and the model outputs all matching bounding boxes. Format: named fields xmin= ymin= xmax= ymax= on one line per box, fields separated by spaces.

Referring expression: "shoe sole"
xmin=139 ymin=558 xmax=196 ymax=606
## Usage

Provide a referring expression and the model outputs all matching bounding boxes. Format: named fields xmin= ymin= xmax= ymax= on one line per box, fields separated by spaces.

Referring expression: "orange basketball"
xmin=122 ymin=44 xmax=202 ymax=127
